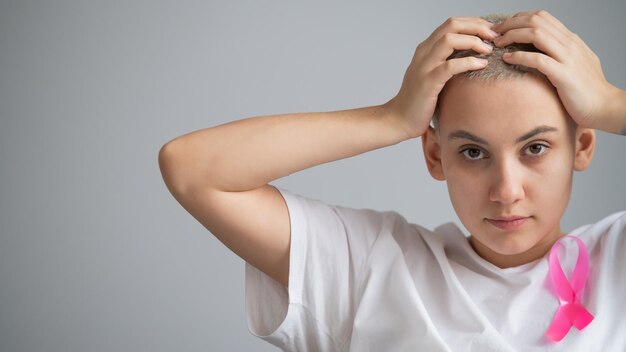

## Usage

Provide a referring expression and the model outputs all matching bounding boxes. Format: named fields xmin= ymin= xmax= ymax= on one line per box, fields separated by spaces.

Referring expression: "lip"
xmin=486 ymin=216 xmax=530 ymax=230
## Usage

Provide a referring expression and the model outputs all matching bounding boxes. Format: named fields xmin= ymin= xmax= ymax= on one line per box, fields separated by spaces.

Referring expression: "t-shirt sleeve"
xmin=244 ymin=186 xmax=397 ymax=351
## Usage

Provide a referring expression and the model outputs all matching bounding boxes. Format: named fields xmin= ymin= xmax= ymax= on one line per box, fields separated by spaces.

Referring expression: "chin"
xmin=491 ymin=241 xmax=535 ymax=256
xmin=475 ymin=227 xmax=539 ymax=256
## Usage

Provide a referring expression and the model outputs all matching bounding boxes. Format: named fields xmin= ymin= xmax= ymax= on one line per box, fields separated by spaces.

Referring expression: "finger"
xmin=493 ymin=27 xmax=566 ymax=62
xmin=430 ymin=16 xmax=499 ymax=45
xmin=494 ymin=10 xmax=569 ymax=37
xmin=430 ymin=56 xmax=489 ymax=84
xmin=501 ymin=51 xmax=564 ymax=84
xmin=512 ymin=10 xmax=541 ymax=18
xmin=431 ymin=32 xmax=494 ymax=62
xmin=522 ymin=10 xmax=570 ymax=33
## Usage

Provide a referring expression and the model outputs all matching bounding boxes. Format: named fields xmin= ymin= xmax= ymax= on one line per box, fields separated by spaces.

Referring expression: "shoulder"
xmin=571 ymin=210 xmax=626 ymax=257
xmin=275 ymin=186 xmax=469 ymax=261
xmin=572 ymin=210 xmax=626 ymax=236
xmin=597 ymin=210 xmax=626 ymax=225
xmin=277 ymin=186 xmax=418 ymax=236
xmin=362 ymin=216 xmax=468 ymax=270
xmin=595 ymin=210 xmax=626 ymax=240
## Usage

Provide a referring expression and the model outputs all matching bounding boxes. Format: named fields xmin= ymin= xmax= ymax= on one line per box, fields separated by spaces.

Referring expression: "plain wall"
xmin=1 ymin=0 xmax=625 ymax=351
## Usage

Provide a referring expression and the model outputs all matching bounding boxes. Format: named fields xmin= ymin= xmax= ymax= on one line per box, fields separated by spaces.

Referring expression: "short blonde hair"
xmin=431 ymin=13 xmax=546 ymax=130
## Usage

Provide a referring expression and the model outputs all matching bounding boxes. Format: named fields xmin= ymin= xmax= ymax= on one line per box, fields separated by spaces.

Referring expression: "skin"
xmin=385 ymin=9 xmax=624 ymax=268
xmin=492 ymin=11 xmax=626 ymax=135
xmin=161 ymin=10 xmax=625 ymax=286
xmin=422 ymin=74 xmax=595 ymax=268
xmin=390 ymin=10 xmax=626 ymax=140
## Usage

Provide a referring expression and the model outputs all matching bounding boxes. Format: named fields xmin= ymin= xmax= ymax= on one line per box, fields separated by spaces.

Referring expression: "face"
xmin=422 ymin=74 xmax=595 ymax=268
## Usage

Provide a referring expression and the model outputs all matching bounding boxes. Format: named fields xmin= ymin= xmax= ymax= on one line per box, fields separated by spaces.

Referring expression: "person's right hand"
xmin=386 ymin=17 xmax=500 ymax=139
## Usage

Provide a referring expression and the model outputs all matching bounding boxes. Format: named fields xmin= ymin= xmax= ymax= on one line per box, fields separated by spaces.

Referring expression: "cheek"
xmin=444 ymin=164 xmax=487 ymax=219
xmin=532 ymin=154 xmax=574 ymax=211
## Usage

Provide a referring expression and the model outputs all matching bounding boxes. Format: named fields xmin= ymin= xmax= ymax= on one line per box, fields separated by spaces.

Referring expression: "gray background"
xmin=1 ymin=0 xmax=625 ymax=351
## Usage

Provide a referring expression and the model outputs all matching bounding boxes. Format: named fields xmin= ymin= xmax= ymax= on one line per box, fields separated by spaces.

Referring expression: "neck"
xmin=468 ymin=227 xmax=565 ymax=269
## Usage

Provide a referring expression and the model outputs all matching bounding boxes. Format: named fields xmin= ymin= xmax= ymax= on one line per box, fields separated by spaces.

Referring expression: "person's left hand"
xmin=492 ymin=10 xmax=621 ymax=131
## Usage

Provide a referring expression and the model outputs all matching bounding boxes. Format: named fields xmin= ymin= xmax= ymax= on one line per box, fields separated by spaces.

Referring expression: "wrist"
xmin=382 ymin=95 xmax=422 ymax=140
xmin=600 ymin=85 xmax=626 ymax=135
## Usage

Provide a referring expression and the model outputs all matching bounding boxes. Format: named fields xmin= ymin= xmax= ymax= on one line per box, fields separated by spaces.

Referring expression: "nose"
xmin=489 ymin=159 xmax=525 ymax=205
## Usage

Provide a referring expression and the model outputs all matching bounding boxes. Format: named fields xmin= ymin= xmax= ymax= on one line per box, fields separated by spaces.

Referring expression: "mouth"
xmin=485 ymin=216 xmax=530 ymax=230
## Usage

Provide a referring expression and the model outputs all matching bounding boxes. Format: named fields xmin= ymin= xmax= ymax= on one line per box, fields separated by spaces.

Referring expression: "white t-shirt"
xmin=245 ymin=186 xmax=626 ymax=351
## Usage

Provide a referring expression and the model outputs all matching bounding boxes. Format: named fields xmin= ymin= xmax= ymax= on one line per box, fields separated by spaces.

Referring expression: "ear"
xmin=573 ymin=127 xmax=595 ymax=171
xmin=421 ymin=126 xmax=446 ymax=180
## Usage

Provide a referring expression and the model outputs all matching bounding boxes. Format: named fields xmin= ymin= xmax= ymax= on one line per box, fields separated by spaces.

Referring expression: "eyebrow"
xmin=447 ymin=125 xmax=559 ymax=146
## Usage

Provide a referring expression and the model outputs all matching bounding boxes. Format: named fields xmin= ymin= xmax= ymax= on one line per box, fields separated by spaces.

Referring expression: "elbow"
xmin=158 ymin=141 xmax=211 ymax=195
xmin=158 ymin=142 xmax=185 ymax=193
xmin=158 ymin=142 xmax=176 ymax=176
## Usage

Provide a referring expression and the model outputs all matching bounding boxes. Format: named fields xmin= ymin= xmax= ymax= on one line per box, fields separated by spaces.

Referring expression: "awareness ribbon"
xmin=545 ymin=235 xmax=594 ymax=342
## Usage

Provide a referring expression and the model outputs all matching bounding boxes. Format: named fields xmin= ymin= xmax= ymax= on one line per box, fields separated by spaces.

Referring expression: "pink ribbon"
xmin=545 ymin=235 xmax=594 ymax=342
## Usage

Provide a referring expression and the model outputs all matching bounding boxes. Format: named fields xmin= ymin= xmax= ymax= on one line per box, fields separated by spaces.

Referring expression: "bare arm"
xmin=604 ymin=87 xmax=626 ymax=135
xmin=159 ymin=103 xmax=408 ymax=194
xmin=158 ymin=104 xmax=408 ymax=286
xmin=158 ymin=17 xmax=497 ymax=286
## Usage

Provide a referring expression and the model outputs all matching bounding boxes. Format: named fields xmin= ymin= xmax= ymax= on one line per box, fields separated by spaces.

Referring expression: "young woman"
xmin=159 ymin=10 xmax=626 ymax=350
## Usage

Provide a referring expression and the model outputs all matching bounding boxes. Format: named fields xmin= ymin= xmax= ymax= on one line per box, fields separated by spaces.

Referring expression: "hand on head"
xmin=387 ymin=16 xmax=497 ymax=139
xmin=388 ymin=10 xmax=624 ymax=138
xmin=492 ymin=10 xmax=621 ymax=133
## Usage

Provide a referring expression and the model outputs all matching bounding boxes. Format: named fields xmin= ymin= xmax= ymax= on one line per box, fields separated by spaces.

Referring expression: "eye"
xmin=523 ymin=143 xmax=550 ymax=156
xmin=460 ymin=147 xmax=487 ymax=160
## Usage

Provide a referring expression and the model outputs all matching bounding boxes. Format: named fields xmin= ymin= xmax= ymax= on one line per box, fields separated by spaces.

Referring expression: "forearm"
xmin=597 ymin=85 xmax=626 ymax=135
xmin=159 ymin=102 xmax=410 ymax=193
